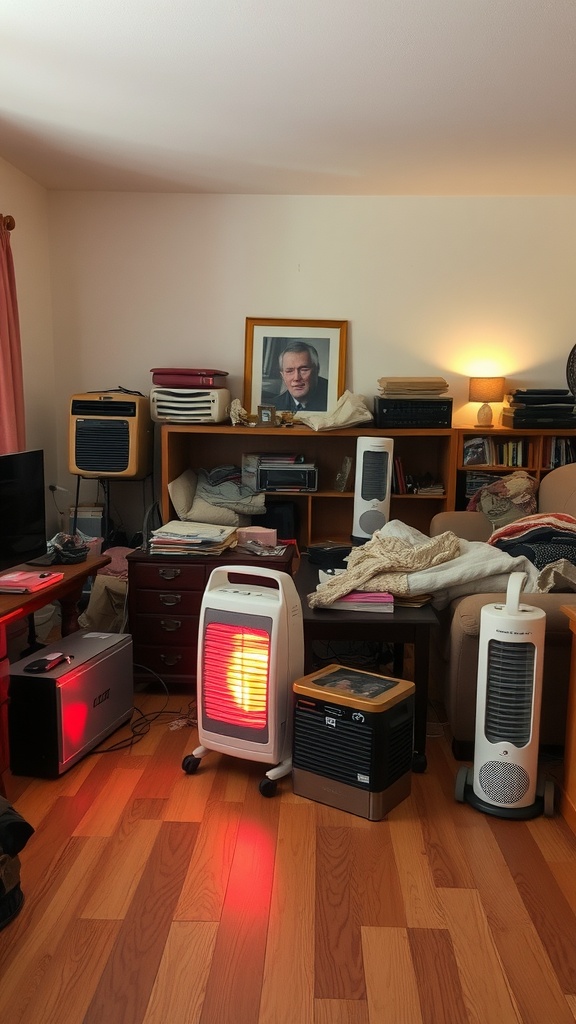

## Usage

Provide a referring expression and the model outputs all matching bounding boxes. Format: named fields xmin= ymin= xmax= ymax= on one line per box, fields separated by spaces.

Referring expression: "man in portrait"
xmin=261 ymin=340 xmax=329 ymax=412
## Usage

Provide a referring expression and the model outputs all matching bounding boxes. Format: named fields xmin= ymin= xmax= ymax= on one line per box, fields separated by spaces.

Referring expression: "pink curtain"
xmin=0 ymin=215 xmax=26 ymax=454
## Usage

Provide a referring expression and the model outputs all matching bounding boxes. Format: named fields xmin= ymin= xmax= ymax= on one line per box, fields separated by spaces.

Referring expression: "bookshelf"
xmin=456 ymin=426 xmax=576 ymax=509
xmin=160 ymin=424 xmax=457 ymax=548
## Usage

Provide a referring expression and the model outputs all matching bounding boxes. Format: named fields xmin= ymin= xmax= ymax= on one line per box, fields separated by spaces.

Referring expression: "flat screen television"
xmin=0 ymin=449 xmax=48 ymax=571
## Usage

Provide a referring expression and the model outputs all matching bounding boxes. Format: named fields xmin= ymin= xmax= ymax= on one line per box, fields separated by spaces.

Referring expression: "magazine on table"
xmin=325 ymin=591 xmax=395 ymax=613
xmin=0 ymin=569 xmax=65 ymax=593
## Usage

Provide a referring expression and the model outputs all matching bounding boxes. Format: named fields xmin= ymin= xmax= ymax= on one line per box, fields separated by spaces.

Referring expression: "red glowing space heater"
xmin=182 ymin=565 xmax=304 ymax=795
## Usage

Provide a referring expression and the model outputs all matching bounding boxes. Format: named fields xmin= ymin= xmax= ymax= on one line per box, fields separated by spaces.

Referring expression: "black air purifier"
xmin=292 ymin=665 xmax=414 ymax=819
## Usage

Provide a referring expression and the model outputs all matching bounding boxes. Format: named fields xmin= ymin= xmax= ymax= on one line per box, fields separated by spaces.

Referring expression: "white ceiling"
xmin=2 ymin=0 xmax=576 ymax=195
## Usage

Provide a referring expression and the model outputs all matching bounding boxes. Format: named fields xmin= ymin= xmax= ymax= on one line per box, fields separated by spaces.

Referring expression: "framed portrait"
xmin=243 ymin=317 xmax=347 ymax=416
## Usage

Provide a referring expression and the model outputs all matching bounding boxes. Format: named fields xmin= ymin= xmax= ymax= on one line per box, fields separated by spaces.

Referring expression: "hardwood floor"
xmin=1 ymin=692 xmax=576 ymax=1024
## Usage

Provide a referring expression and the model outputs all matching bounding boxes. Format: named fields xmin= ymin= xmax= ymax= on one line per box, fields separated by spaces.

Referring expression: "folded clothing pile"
xmin=168 ymin=466 xmax=266 ymax=526
xmin=489 ymin=512 xmax=576 ymax=570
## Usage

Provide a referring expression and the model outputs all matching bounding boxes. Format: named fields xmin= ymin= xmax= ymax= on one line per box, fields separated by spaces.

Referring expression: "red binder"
xmin=150 ymin=368 xmax=229 ymax=388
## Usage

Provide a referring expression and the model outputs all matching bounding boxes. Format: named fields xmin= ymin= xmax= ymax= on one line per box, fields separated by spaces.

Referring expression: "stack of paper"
xmin=377 ymin=376 xmax=449 ymax=397
xmin=149 ymin=521 xmax=237 ymax=556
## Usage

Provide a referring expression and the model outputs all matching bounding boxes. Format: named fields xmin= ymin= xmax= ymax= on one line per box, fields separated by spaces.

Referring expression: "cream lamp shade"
xmin=468 ymin=376 xmax=505 ymax=427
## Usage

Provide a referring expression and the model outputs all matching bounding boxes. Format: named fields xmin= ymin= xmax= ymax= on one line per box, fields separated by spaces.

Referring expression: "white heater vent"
xmin=485 ymin=639 xmax=536 ymax=745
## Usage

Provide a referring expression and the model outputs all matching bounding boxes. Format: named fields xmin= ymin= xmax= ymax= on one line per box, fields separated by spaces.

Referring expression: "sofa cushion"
xmin=450 ymin=590 xmax=576 ymax=637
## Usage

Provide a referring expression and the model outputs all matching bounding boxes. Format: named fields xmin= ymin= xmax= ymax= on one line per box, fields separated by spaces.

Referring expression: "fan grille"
xmin=360 ymin=450 xmax=389 ymax=500
xmin=478 ymin=760 xmax=530 ymax=803
xmin=484 ymin=639 xmax=535 ymax=746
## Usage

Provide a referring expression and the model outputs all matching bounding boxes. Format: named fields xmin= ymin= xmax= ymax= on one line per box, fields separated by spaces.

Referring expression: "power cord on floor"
xmin=90 ymin=662 xmax=197 ymax=753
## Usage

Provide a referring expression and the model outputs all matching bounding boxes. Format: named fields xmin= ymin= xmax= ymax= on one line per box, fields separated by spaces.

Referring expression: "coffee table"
xmin=294 ymin=555 xmax=439 ymax=771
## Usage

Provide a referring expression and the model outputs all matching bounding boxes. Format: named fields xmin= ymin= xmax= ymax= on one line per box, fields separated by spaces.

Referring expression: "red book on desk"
xmin=0 ymin=570 xmax=65 ymax=593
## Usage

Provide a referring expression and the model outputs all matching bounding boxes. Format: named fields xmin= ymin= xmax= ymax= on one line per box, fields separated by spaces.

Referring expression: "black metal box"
xmin=374 ymin=396 xmax=453 ymax=429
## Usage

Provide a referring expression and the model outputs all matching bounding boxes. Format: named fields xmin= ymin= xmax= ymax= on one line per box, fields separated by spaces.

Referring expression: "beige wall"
xmin=47 ymin=192 xmax=576 ymax=420
xmin=3 ymin=171 xmax=576 ymax=532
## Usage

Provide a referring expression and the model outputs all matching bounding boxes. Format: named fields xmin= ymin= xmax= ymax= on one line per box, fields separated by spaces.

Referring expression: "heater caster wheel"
xmin=455 ymin=765 xmax=472 ymax=802
xmin=259 ymin=778 xmax=278 ymax=798
xmin=182 ymin=755 xmax=201 ymax=775
xmin=412 ymin=752 xmax=427 ymax=774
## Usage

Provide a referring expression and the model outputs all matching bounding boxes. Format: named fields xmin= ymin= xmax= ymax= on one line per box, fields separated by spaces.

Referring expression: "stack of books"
xmin=392 ymin=456 xmax=444 ymax=494
xmin=149 ymin=521 xmax=237 ymax=556
xmin=326 ymin=591 xmax=394 ymax=613
xmin=502 ymin=389 xmax=576 ymax=428
xmin=377 ymin=376 xmax=448 ymax=397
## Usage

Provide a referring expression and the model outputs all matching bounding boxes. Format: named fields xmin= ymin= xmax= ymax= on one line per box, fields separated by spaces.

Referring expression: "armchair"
xmin=430 ymin=462 xmax=576 ymax=759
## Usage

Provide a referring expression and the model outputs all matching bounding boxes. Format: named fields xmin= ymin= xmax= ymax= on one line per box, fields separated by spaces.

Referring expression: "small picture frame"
xmin=244 ymin=317 xmax=347 ymax=416
xmin=257 ymin=404 xmax=276 ymax=426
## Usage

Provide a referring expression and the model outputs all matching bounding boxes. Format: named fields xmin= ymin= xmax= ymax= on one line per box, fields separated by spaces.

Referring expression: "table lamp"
xmin=468 ymin=376 xmax=505 ymax=427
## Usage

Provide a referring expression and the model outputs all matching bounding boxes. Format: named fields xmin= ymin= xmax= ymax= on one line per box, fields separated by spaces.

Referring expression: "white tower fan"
xmin=351 ymin=436 xmax=394 ymax=544
xmin=182 ymin=565 xmax=304 ymax=796
xmin=455 ymin=572 xmax=555 ymax=819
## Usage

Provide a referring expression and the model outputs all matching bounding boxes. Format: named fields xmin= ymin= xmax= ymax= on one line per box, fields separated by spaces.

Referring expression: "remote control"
xmin=24 ymin=653 xmax=67 ymax=673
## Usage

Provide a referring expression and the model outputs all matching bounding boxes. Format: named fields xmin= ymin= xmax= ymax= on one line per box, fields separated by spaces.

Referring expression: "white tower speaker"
xmin=351 ymin=437 xmax=394 ymax=544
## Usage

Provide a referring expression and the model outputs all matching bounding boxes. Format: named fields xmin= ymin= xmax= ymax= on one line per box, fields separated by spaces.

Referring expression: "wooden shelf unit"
xmin=160 ymin=424 xmax=457 ymax=548
xmin=456 ymin=426 xmax=576 ymax=509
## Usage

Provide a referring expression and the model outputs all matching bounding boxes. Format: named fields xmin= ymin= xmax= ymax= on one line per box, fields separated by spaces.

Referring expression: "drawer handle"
xmin=159 ymin=568 xmax=181 ymax=580
xmin=160 ymin=653 xmax=182 ymax=666
xmin=159 ymin=593 xmax=182 ymax=606
xmin=161 ymin=619 xmax=182 ymax=632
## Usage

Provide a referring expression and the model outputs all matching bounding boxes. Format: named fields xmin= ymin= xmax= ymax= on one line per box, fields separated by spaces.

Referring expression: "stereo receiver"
xmin=374 ymin=396 xmax=452 ymax=429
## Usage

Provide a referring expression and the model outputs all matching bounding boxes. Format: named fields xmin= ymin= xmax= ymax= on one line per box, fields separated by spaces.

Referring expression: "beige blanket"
xmin=307 ymin=520 xmax=545 ymax=611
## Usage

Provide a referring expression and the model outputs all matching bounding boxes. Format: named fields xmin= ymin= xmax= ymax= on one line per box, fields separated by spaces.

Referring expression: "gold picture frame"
xmin=257 ymin=404 xmax=276 ymax=426
xmin=243 ymin=317 xmax=347 ymax=416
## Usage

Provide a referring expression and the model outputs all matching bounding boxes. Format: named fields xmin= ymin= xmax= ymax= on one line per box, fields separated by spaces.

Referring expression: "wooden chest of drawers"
xmin=127 ymin=547 xmax=296 ymax=689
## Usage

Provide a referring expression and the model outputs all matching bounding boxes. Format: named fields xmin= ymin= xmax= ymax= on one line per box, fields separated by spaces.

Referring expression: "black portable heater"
xmin=292 ymin=664 xmax=415 ymax=819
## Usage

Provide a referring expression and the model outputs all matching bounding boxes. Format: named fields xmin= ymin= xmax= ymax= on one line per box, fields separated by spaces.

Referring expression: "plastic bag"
xmin=294 ymin=391 xmax=374 ymax=432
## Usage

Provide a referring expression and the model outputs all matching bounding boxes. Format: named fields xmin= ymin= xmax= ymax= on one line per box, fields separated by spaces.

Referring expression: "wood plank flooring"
xmin=1 ymin=693 xmax=576 ymax=1024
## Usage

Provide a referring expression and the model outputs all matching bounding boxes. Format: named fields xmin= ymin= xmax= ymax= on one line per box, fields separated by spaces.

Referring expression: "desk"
xmin=295 ymin=556 xmax=438 ymax=771
xmin=560 ymin=605 xmax=576 ymax=833
xmin=0 ymin=554 xmax=111 ymax=792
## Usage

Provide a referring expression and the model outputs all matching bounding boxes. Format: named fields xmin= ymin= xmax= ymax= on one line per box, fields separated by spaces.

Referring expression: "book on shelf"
xmin=0 ymin=569 xmax=65 ymax=593
xmin=326 ymin=590 xmax=394 ymax=613
xmin=542 ymin=435 xmax=576 ymax=468
xmin=501 ymin=409 xmax=576 ymax=429
xmin=377 ymin=376 xmax=448 ymax=396
xmin=506 ymin=395 xmax=575 ymax=407
xmin=391 ymin=457 xmax=444 ymax=496
xmin=462 ymin=436 xmax=491 ymax=465
xmin=504 ymin=387 xmax=565 ymax=395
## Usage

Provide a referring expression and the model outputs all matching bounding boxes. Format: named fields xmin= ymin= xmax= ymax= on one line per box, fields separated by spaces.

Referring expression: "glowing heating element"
xmin=203 ymin=622 xmax=270 ymax=729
